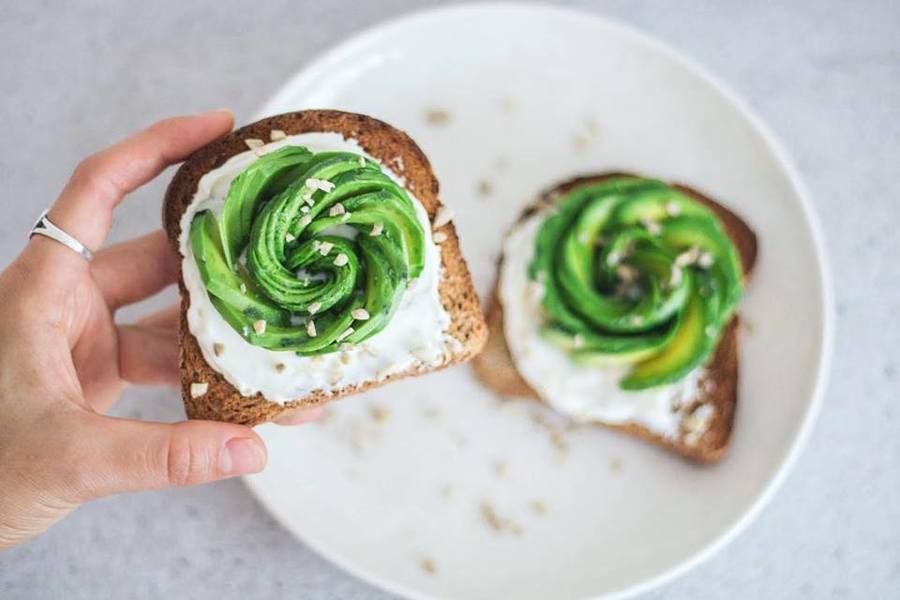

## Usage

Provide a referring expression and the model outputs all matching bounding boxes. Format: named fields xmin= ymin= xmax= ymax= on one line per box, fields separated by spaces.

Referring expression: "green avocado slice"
xmin=619 ymin=281 xmax=719 ymax=390
xmin=190 ymin=210 xmax=289 ymax=328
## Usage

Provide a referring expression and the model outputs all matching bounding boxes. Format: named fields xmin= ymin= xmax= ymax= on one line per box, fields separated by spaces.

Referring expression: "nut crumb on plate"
xmin=424 ymin=108 xmax=451 ymax=125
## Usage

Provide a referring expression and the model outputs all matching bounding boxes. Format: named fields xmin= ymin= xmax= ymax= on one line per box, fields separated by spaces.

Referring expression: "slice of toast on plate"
xmin=473 ymin=173 xmax=758 ymax=463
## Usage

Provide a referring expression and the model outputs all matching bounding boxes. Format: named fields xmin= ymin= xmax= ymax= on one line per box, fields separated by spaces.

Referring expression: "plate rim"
xmin=246 ymin=3 xmax=835 ymax=598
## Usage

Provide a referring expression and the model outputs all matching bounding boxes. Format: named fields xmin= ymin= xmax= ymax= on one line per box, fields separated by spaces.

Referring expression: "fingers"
xmin=118 ymin=304 xmax=180 ymax=386
xmin=92 ymin=230 xmax=179 ymax=311
xmin=68 ymin=413 xmax=266 ymax=501
xmin=274 ymin=406 xmax=325 ymax=426
xmin=41 ymin=110 xmax=233 ymax=257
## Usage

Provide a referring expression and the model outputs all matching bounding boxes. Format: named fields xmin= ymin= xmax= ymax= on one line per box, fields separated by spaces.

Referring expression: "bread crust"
xmin=163 ymin=110 xmax=487 ymax=425
xmin=471 ymin=173 xmax=758 ymax=463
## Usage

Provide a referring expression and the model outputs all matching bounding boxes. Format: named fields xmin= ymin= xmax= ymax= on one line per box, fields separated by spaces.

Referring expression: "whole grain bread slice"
xmin=472 ymin=173 xmax=758 ymax=463
xmin=164 ymin=110 xmax=487 ymax=426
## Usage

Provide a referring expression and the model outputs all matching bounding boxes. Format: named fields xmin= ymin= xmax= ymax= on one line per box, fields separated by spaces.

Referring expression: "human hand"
xmin=0 ymin=111 xmax=320 ymax=549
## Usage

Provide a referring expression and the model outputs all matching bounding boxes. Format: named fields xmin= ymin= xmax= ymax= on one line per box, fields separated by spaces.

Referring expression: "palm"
xmin=70 ymin=278 xmax=122 ymax=412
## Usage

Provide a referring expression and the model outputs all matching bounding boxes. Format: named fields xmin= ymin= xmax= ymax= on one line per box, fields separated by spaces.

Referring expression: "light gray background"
xmin=1 ymin=1 xmax=897 ymax=598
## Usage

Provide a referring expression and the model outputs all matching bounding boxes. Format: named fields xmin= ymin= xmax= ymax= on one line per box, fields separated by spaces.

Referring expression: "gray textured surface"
xmin=1 ymin=1 xmax=897 ymax=598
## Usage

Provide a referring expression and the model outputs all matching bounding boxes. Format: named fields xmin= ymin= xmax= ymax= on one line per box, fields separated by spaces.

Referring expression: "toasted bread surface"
xmin=164 ymin=110 xmax=486 ymax=425
xmin=471 ymin=173 xmax=758 ymax=463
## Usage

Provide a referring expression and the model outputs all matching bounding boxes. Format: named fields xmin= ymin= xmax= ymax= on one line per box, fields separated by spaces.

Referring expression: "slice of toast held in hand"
xmin=473 ymin=173 xmax=758 ymax=463
xmin=164 ymin=110 xmax=487 ymax=426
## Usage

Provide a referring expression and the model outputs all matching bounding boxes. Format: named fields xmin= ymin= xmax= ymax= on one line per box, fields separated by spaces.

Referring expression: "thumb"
xmin=68 ymin=413 xmax=267 ymax=500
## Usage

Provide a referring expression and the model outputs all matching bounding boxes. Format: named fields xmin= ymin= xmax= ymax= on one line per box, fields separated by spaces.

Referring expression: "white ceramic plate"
xmin=246 ymin=4 xmax=833 ymax=598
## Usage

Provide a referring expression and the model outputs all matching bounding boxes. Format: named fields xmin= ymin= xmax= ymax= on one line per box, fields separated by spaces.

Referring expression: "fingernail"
xmin=221 ymin=437 xmax=266 ymax=476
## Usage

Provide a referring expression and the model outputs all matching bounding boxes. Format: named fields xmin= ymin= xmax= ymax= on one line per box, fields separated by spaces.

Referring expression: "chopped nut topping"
xmin=351 ymin=308 xmax=370 ymax=320
xmin=305 ymin=177 xmax=335 ymax=192
xmin=336 ymin=327 xmax=354 ymax=342
xmin=189 ymin=382 xmax=209 ymax=398
xmin=239 ymin=283 xmax=247 ymax=294
xmin=333 ymin=253 xmax=349 ymax=267
xmin=285 ymin=232 xmax=296 ymax=242
xmin=640 ymin=218 xmax=662 ymax=235
xmin=607 ymin=250 xmax=622 ymax=266
xmin=298 ymin=214 xmax=312 ymax=228
xmin=665 ymin=201 xmax=681 ymax=216
xmin=339 ymin=351 xmax=351 ymax=364
xmin=616 ymin=265 xmax=638 ymax=282
xmin=252 ymin=319 xmax=267 ymax=335
xmin=697 ymin=252 xmax=714 ymax=269
xmin=212 ymin=343 xmax=225 ymax=357
xmin=269 ymin=129 xmax=286 ymax=141
xmin=370 ymin=222 xmax=383 ymax=236
xmin=244 ymin=138 xmax=264 ymax=150
xmin=328 ymin=202 xmax=345 ymax=217
xmin=306 ymin=320 xmax=317 ymax=337
xmin=274 ymin=363 xmax=286 ymax=373
xmin=675 ymin=246 xmax=701 ymax=267
xmin=432 ymin=206 xmax=455 ymax=229
xmin=433 ymin=231 xmax=448 ymax=244
xmin=307 ymin=302 xmax=321 ymax=314
xmin=670 ymin=265 xmax=683 ymax=287
xmin=630 ymin=315 xmax=644 ymax=326
xmin=357 ymin=156 xmax=366 ymax=167
xmin=682 ymin=403 xmax=715 ymax=439
xmin=300 ymin=205 xmax=310 ymax=214
xmin=318 ymin=241 xmax=334 ymax=255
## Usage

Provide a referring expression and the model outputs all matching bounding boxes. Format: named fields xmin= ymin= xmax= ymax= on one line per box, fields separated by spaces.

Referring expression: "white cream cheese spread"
xmin=178 ymin=133 xmax=456 ymax=403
